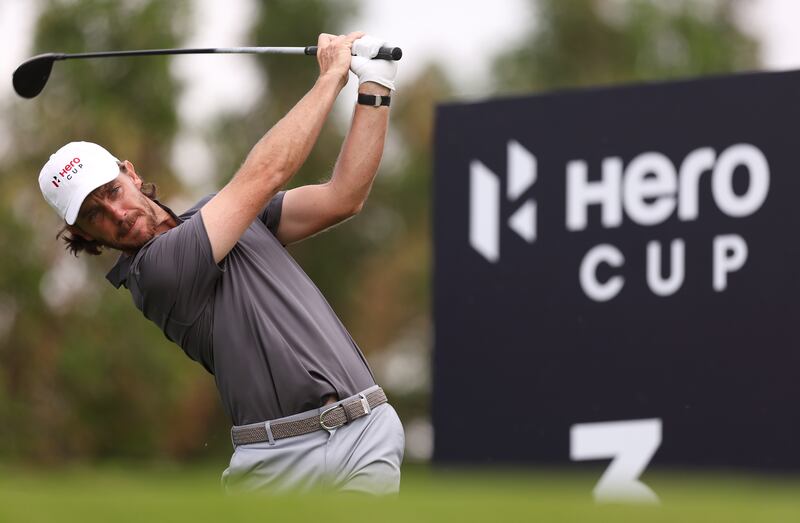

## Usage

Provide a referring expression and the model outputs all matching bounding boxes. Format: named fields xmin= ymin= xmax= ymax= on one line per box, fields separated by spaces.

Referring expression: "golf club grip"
xmin=304 ymin=46 xmax=402 ymax=61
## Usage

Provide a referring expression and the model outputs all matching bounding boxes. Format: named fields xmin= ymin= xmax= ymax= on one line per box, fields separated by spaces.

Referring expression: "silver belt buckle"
xmin=319 ymin=404 xmax=345 ymax=431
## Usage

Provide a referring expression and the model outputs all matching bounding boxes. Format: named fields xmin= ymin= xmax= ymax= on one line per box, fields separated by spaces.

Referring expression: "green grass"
xmin=0 ymin=463 xmax=798 ymax=522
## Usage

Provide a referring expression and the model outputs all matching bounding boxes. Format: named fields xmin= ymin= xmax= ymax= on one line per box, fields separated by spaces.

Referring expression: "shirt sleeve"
xmin=128 ymin=211 xmax=224 ymax=341
xmin=257 ymin=191 xmax=285 ymax=235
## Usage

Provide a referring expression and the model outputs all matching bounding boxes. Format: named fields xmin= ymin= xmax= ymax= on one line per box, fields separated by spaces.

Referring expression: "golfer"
xmin=37 ymin=32 xmax=404 ymax=494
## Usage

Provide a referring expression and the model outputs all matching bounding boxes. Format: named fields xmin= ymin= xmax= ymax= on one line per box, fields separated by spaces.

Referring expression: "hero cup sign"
xmin=470 ymin=142 xmax=769 ymax=302
xmin=433 ymin=70 xmax=800 ymax=501
xmin=570 ymin=144 xmax=767 ymax=302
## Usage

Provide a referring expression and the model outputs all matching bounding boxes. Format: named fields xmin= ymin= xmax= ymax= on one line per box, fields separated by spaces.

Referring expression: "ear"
xmin=67 ymin=224 xmax=94 ymax=241
xmin=122 ymin=160 xmax=142 ymax=189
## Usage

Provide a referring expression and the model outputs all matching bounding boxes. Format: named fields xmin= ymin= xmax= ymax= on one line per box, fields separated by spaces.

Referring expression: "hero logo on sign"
xmin=469 ymin=143 xmax=770 ymax=301
xmin=469 ymin=140 xmax=538 ymax=263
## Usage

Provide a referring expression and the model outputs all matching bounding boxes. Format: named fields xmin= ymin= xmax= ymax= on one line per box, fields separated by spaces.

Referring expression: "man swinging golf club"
xmin=37 ymin=32 xmax=404 ymax=494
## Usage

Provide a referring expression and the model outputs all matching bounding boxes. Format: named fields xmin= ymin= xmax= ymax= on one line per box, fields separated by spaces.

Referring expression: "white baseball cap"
xmin=39 ymin=141 xmax=121 ymax=225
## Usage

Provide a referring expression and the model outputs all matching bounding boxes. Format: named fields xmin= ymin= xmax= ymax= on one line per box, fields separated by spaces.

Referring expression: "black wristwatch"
xmin=357 ymin=93 xmax=391 ymax=107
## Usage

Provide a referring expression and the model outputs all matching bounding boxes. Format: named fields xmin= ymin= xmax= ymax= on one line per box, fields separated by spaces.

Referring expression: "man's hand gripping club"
xmin=350 ymin=35 xmax=398 ymax=92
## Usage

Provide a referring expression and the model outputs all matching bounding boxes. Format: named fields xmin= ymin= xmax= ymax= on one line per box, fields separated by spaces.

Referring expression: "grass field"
xmin=0 ymin=463 xmax=799 ymax=522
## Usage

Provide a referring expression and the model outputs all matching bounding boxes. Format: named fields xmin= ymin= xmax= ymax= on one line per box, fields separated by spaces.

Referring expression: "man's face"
xmin=71 ymin=164 xmax=160 ymax=252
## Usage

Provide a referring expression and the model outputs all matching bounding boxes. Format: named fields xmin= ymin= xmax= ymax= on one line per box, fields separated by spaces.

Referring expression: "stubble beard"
xmin=102 ymin=196 xmax=160 ymax=252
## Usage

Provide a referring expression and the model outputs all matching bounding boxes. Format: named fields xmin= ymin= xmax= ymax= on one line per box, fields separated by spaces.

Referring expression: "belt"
xmin=231 ymin=387 xmax=388 ymax=447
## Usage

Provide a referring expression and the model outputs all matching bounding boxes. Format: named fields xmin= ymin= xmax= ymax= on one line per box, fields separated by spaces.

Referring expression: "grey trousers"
xmin=222 ymin=390 xmax=405 ymax=495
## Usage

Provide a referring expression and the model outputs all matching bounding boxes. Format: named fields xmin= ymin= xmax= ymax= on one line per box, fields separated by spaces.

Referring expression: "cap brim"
xmin=63 ymin=168 xmax=120 ymax=225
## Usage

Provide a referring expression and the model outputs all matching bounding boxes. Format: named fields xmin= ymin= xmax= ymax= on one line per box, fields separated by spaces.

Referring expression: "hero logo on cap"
xmin=39 ymin=141 xmax=121 ymax=225
xmin=51 ymin=157 xmax=83 ymax=188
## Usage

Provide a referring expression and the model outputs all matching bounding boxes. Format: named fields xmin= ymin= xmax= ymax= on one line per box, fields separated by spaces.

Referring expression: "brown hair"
xmin=57 ymin=162 xmax=159 ymax=256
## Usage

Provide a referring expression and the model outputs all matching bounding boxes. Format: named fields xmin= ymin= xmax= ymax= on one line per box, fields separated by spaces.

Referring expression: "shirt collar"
xmin=105 ymin=199 xmax=183 ymax=289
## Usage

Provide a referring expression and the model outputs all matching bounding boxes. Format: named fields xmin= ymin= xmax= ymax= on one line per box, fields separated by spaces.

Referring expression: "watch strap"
xmin=357 ymin=93 xmax=391 ymax=107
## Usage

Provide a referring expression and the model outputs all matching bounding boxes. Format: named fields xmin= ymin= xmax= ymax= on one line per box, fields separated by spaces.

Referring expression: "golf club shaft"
xmin=51 ymin=46 xmax=402 ymax=61
xmin=13 ymin=44 xmax=402 ymax=98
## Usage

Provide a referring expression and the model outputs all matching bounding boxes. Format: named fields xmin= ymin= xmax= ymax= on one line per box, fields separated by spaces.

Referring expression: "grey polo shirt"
xmin=106 ymin=193 xmax=376 ymax=425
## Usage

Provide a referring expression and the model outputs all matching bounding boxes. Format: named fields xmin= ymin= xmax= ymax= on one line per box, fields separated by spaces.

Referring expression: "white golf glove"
xmin=350 ymin=35 xmax=397 ymax=91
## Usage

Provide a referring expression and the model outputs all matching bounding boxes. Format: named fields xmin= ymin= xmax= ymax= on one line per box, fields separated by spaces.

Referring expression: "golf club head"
xmin=12 ymin=54 xmax=62 ymax=99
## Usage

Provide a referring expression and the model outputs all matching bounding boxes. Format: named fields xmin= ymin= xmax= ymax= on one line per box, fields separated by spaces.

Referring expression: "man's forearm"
xmin=328 ymin=82 xmax=391 ymax=212
xmin=234 ymin=72 xmax=344 ymax=197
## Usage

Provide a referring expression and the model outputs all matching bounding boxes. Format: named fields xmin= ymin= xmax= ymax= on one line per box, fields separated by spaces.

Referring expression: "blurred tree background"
xmin=493 ymin=0 xmax=758 ymax=92
xmin=0 ymin=0 xmax=759 ymax=464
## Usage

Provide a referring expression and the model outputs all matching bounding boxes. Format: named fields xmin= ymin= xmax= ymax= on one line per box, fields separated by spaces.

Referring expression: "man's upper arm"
xmin=273 ymin=183 xmax=358 ymax=245
xmin=200 ymin=177 xmax=280 ymax=264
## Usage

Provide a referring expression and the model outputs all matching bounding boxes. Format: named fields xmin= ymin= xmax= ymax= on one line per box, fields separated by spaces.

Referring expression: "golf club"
xmin=13 ymin=44 xmax=403 ymax=99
